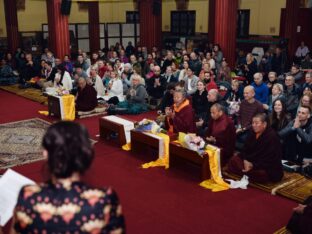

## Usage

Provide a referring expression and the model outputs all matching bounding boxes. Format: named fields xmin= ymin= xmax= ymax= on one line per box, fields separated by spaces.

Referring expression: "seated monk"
xmin=76 ymin=77 xmax=97 ymax=112
xmin=286 ymin=195 xmax=312 ymax=234
xmin=227 ymin=113 xmax=284 ymax=183
xmin=165 ymin=89 xmax=196 ymax=134
xmin=205 ymin=103 xmax=236 ymax=166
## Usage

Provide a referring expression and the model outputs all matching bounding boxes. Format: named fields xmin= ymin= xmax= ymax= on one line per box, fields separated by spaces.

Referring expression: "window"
xmin=171 ymin=11 xmax=195 ymax=36
xmin=126 ymin=11 xmax=139 ymax=24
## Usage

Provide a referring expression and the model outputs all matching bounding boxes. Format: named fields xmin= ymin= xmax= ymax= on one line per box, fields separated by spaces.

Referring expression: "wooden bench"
xmin=169 ymin=141 xmax=210 ymax=180
xmin=99 ymin=116 xmax=134 ymax=147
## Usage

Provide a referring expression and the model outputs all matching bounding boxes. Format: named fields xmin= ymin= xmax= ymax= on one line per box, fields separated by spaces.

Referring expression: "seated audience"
xmin=178 ymin=61 xmax=189 ymax=81
xmin=146 ymin=65 xmax=167 ymax=99
xmin=227 ymin=113 xmax=284 ymax=183
xmin=301 ymin=72 xmax=312 ymax=96
xmin=217 ymin=60 xmax=231 ymax=83
xmin=62 ymin=54 xmax=73 ymax=74
xmin=189 ymin=52 xmax=202 ymax=76
xmin=252 ymin=72 xmax=269 ymax=104
xmin=87 ymin=67 xmax=106 ymax=96
xmin=13 ymin=121 xmax=125 ymax=233
xmin=301 ymin=53 xmax=312 ymax=69
xmin=111 ymin=75 xmax=147 ymax=115
xmin=279 ymin=105 xmax=312 ymax=164
xmin=76 ymin=78 xmax=97 ymax=112
xmin=38 ymin=61 xmax=57 ymax=90
xmin=263 ymin=83 xmax=284 ymax=112
xmin=284 ymin=75 xmax=299 ymax=118
xmin=203 ymin=71 xmax=218 ymax=92
xmin=266 ymin=71 xmax=278 ymax=94
xmin=121 ymin=63 xmax=133 ymax=94
xmin=165 ymin=89 xmax=196 ymax=134
xmin=183 ymin=67 xmax=199 ymax=95
xmin=270 ymin=98 xmax=291 ymax=133
xmin=0 ymin=58 xmax=18 ymax=85
xmin=76 ymin=54 xmax=89 ymax=72
xmin=162 ymin=65 xmax=178 ymax=84
xmin=105 ymin=70 xmax=124 ymax=104
xmin=205 ymin=103 xmax=236 ymax=166
xmin=54 ymin=65 xmax=73 ymax=91
xmin=236 ymin=86 xmax=264 ymax=147
xmin=295 ymin=41 xmax=310 ymax=64
xmin=286 ymin=196 xmax=312 ymax=234
xmin=298 ymin=93 xmax=312 ymax=113
xmin=158 ymin=82 xmax=175 ymax=113
xmin=19 ymin=53 xmax=40 ymax=85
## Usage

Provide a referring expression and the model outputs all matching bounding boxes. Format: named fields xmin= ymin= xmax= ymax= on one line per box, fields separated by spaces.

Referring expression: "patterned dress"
xmin=14 ymin=181 xmax=125 ymax=234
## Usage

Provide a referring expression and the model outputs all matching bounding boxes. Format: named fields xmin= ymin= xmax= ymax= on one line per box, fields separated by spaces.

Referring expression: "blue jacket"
xmin=252 ymin=82 xmax=269 ymax=104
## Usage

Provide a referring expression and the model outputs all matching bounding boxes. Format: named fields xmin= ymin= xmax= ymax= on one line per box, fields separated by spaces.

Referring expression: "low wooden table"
xmin=130 ymin=130 xmax=176 ymax=153
xmin=99 ymin=116 xmax=134 ymax=147
xmin=169 ymin=141 xmax=210 ymax=180
xmin=48 ymin=95 xmax=61 ymax=118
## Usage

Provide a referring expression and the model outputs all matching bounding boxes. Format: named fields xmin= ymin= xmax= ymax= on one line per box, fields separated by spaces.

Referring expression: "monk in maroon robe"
xmin=165 ymin=90 xmax=196 ymax=134
xmin=227 ymin=113 xmax=284 ymax=183
xmin=206 ymin=103 xmax=236 ymax=166
xmin=76 ymin=78 xmax=98 ymax=112
xmin=287 ymin=196 xmax=312 ymax=234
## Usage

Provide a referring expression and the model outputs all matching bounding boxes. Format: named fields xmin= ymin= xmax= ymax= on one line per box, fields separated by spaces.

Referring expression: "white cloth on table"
xmin=102 ymin=115 xmax=134 ymax=143
xmin=142 ymin=132 xmax=164 ymax=158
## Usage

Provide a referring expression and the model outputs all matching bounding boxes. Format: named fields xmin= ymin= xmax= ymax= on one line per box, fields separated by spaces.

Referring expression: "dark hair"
xmin=42 ymin=121 xmax=94 ymax=178
xmin=300 ymin=105 xmax=312 ymax=114
xmin=253 ymin=113 xmax=268 ymax=123
xmin=270 ymin=98 xmax=288 ymax=130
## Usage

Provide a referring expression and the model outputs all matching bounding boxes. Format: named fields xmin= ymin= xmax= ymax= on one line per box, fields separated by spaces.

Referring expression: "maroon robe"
xmin=228 ymin=127 xmax=284 ymax=183
xmin=76 ymin=84 xmax=98 ymax=111
xmin=166 ymin=101 xmax=197 ymax=134
xmin=206 ymin=114 xmax=236 ymax=166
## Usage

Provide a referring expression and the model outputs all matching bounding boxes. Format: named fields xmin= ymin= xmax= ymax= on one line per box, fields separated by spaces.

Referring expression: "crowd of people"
xmin=1 ymin=40 xmax=312 ymax=233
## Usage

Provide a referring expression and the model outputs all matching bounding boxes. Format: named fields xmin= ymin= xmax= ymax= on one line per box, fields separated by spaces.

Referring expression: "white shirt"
xmin=296 ymin=46 xmax=309 ymax=57
xmin=107 ymin=78 xmax=124 ymax=101
xmin=54 ymin=71 xmax=73 ymax=91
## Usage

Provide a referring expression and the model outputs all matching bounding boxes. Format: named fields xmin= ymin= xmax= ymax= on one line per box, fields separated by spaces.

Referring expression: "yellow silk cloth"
xmin=141 ymin=132 xmax=170 ymax=169
xmin=38 ymin=111 xmax=49 ymax=116
xmin=122 ymin=143 xmax=131 ymax=151
xmin=199 ymin=145 xmax=230 ymax=192
xmin=61 ymin=95 xmax=75 ymax=121
xmin=121 ymin=132 xmax=170 ymax=169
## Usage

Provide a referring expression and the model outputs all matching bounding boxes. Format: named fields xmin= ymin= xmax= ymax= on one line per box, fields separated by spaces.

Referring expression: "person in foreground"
xmin=227 ymin=113 xmax=284 ymax=183
xmin=286 ymin=196 xmax=312 ymax=234
xmin=12 ymin=121 xmax=125 ymax=233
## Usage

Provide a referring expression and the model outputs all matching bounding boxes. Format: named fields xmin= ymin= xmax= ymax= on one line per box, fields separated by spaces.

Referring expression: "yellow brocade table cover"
xmin=60 ymin=95 xmax=75 ymax=121
xmin=199 ymin=145 xmax=230 ymax=192
xmin=122 ymin=132 xmax=170 ymax=169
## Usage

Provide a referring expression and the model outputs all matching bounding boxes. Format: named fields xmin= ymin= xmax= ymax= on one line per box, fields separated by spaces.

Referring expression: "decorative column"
xmin=208 ymin=0 xmax=215 ymax=44
xmin=139 ymin=0 xmax=162 ymax=51
xmin=4 ymin=0 xmax=20 ymax=53
xmin=284 ymin=0 xmax=300 ymax=56
xmin=88 ymin=1 xmax=100 ymax=53
xmin=46 ymin=0 xmax=70 ymax=59
xmin=214 ymin=0 xmax=238 ymax=68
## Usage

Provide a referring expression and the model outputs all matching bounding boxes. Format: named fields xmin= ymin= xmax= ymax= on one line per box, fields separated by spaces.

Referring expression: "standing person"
xmin=244 ymin=53 xmax=258 ymax=84
xmin=12 ymin=121 xmax=125 ymax=233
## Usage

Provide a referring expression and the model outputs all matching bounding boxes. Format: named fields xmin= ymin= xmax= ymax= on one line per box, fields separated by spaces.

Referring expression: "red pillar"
xmin=46 ymin=0 xmax=70 ymax=59
xmin=139 ymin=0 xmax=162 ymax=51
xmin=284 ymin=0 xmax=300 ymax=57
xmin=88 ymin=1 xmax=100 ymax=53
xmin=4 ymin=0 xmax=20 ymax=53
xmin=214 ymin=0 xmax=238 ymax=68
xmin=208 ymin=0 xmax=215 ymax=44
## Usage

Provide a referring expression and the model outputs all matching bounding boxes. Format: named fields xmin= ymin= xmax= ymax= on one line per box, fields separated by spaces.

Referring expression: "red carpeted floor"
xmin=0 ymin=89 xmax=296 ymax=234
